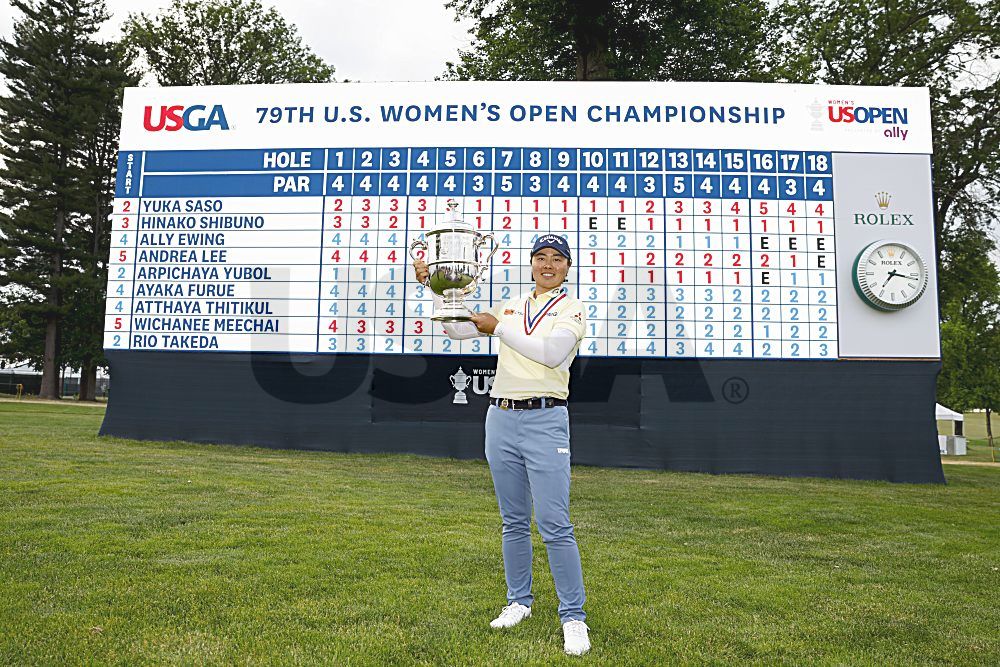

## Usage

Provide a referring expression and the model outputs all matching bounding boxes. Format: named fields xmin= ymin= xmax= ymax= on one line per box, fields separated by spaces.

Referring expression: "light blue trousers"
xmin=484 ymin=404 xmax=586 ymax=622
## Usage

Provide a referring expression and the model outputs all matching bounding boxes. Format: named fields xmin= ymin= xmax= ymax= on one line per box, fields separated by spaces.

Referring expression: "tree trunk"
xmin=39 ymin=317 xmax=60 ymax=398
xmin=574 ymin=0 xmax=612 ymax=81
xmin=39 ymin=193 xmax=66 ymax=400
xmin=987 ymin=407 xmax=995 ymax=462
xmin=79 ymin=361 xmax=97 ymax=401
xmin=82 ymin=182 xmax=106 ymax=404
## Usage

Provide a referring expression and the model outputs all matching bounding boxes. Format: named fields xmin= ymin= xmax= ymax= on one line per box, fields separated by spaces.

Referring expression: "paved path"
xmin=942 ymin=459 xmax=1000 ymax=468
xmin=0 ymin=397 xmax=105 ymax=408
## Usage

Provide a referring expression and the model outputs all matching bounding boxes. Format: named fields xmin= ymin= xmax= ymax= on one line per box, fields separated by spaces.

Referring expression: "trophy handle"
xmin=409 ymin=239 xmax=430 ymax=286
xmin=409 ymin=238 xmax=428 ymax=261
xmin=474 ymin=233 xmax=498 ymax=284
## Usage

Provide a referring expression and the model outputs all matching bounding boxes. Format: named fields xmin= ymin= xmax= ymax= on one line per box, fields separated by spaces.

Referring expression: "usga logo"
xmin=143 ymin=104 xmax=230 ymax=132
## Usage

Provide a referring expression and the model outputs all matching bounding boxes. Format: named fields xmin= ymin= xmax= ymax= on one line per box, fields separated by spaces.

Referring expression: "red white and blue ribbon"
xmin=523 ymin=292 xmax=567 ymax=335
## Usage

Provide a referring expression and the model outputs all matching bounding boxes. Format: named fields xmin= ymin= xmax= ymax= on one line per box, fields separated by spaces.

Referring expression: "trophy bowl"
xmin=409 ymin=203 xmax=497 ymax=322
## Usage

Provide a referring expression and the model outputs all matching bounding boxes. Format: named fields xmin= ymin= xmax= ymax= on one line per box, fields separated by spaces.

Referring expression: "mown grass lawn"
xmin=1 ymin=400 xmax=998 ymax=665
xmin=942 ymin=439 xmax=999 ymax=464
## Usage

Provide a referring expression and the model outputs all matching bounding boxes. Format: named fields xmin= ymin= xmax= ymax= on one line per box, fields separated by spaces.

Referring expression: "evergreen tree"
xmin=0 ymin=287 xmax=44 ymax=369
xmin=62 ymin=40 xmax=137 ymax=400
xmin=0 ymin=0 xmax=109 ymax=399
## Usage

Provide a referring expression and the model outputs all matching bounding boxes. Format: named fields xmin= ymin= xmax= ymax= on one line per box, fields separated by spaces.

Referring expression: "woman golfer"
xmin=413 ymin=234 xmax=590 ymax=656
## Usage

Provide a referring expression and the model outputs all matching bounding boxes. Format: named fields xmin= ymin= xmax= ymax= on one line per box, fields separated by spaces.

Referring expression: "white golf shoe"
xmin=562 ymin=619 xmax=591 ymax=655
xmin=489 ymin=602 xmax=532 ymax=629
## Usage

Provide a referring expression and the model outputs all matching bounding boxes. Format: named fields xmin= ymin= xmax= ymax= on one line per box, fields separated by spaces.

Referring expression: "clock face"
xmin=852 ymin=241 xmax=928 ymax=311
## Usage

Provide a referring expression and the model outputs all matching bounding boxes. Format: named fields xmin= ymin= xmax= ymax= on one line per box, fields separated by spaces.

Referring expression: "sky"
xmin=0 ymin=0 xmax=473 ymax=82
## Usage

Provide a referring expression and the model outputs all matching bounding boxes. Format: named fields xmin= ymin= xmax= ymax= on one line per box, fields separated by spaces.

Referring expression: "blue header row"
xmin=129 ymin=171 xmax=833 ymax=200
xmin=126 ymin=148 xmax=834 ymax=175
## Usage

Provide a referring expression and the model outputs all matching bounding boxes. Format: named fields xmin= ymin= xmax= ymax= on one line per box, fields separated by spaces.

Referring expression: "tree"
xmin=764 ymin=1 xmax=1000 ymax=428
xmin=62 ymin=40 xmax=137 ymax=400
xmin=936 ymin=215 xmax=1000 ymax=459
xmin=444 ymin=0 xmax=772 ymax=81
xmin=0 ymin=0 xmax=110 ymax=399
xmin=0 ymin=287 xmax=45 ymax=370
xmin=124 ymin=0 xmax=335 ymax=86
xmin=939 ymin=307 xmax=1000 ymax=459
xmin=765 ymin=0 xmax=1000 ymax=269
xmin=938 ymin=209 xmax=1000 ymax=317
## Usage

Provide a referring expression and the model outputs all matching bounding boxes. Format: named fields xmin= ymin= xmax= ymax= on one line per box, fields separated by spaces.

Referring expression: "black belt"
xmin=491 ymin=397 xmax=567 ymax=410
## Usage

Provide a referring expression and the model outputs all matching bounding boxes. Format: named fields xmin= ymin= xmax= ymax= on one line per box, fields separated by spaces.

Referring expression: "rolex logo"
xmin=875 ymin=191 xmax=892 ymax=210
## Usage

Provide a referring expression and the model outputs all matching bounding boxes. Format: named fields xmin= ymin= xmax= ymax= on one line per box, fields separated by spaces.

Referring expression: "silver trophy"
xmin=409 ymin=199 xmax=497 ymax=322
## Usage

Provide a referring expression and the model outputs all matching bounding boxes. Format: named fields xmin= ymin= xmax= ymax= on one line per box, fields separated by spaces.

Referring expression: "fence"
xmin=0 ymin=371 xmax=109 ymax=397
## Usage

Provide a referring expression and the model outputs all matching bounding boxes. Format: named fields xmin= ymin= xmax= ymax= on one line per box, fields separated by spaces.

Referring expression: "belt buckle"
xmin=500 ymin=399 xmax=509 ymax=410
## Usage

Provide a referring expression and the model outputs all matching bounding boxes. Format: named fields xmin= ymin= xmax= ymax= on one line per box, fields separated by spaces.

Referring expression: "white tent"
xmin=936 ymin=403 xmax=964 ymax=422
xmin=936 ymin=403 xmax=966 ymax=455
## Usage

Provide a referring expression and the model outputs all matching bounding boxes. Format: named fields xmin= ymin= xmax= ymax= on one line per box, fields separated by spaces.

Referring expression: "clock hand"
xmin=881 ymin=270 xmax=907 ymax=284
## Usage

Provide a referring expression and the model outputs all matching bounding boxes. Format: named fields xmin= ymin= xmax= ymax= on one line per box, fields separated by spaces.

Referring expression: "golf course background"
xmin=2 ymin=399 xmax=997 ymax=665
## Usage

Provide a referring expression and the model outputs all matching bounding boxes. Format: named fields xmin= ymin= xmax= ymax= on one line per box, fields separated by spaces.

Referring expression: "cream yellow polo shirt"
xmin=488 ymin=286 xmax=586 ymax=400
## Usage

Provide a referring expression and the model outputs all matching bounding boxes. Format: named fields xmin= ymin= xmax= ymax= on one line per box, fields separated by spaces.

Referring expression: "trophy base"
xmin=432 ymin=302 xmax=473 ymax=322
xmin=431 ymin=314 xmax=473 ymax=322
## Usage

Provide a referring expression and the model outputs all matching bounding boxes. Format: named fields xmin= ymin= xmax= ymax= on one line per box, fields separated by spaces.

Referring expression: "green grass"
xmin=943 ymin=439 xmax=999 ymax=464
xmin=961 ymin=412 xmax=1000 ymax=440
xmin=1 ymin=402 xmax=998 ymax=666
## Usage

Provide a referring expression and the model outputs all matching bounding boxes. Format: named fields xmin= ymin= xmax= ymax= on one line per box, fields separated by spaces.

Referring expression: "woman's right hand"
xmin=413 ymin=259 xmax=429 ymax=285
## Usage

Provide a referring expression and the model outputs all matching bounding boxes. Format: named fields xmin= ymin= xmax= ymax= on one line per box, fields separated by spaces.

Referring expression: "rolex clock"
xmin=852 ymin=240 xmax=929 ymax=311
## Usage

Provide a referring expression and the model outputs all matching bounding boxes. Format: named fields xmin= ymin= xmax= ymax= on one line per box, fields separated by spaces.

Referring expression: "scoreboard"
xmin=100 ymin=82 xmax=944 ymax=484
xmin=105 ymin=82 xmax=938 ymax=361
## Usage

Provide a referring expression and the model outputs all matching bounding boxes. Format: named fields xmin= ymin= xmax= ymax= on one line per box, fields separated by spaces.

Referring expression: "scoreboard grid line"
xmin=489 ymin=187 xmax=496 ymax=356
xmin=125 ymin=150 xmax=146 ymax=350
xmin=402 ymin=149 xmax=410 ymax=355
xmin=315 ymin=147 xmax=328 ymax=353
xmin=830 ymin=184 xmax=844 ymax=356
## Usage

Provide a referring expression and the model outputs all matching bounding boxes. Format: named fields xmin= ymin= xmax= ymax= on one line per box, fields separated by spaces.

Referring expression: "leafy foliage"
xmin=937 ymin=221 xmax=1000 ymax=413
xmin=446 ymin=0 xmax=1000 ymax=410
xmin=939 ymin=312 xmax=1000 ymax=413
xmin=766 ymin=1 xmax=1000 ymax=412
xmin=124 ymin=0 xmax=335 ymax=86
xmin=767 ymin=0 xmax=1000 ymax=260
xmin=769 ymin=1 xmax=1000 ymax=413
xmin=444 ymin=0 xmax=772 ymax=81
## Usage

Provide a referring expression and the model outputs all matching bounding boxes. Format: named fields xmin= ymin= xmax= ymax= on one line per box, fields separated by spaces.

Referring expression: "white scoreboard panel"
xmin=104 ymin=82 xmax=939 ymax=360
